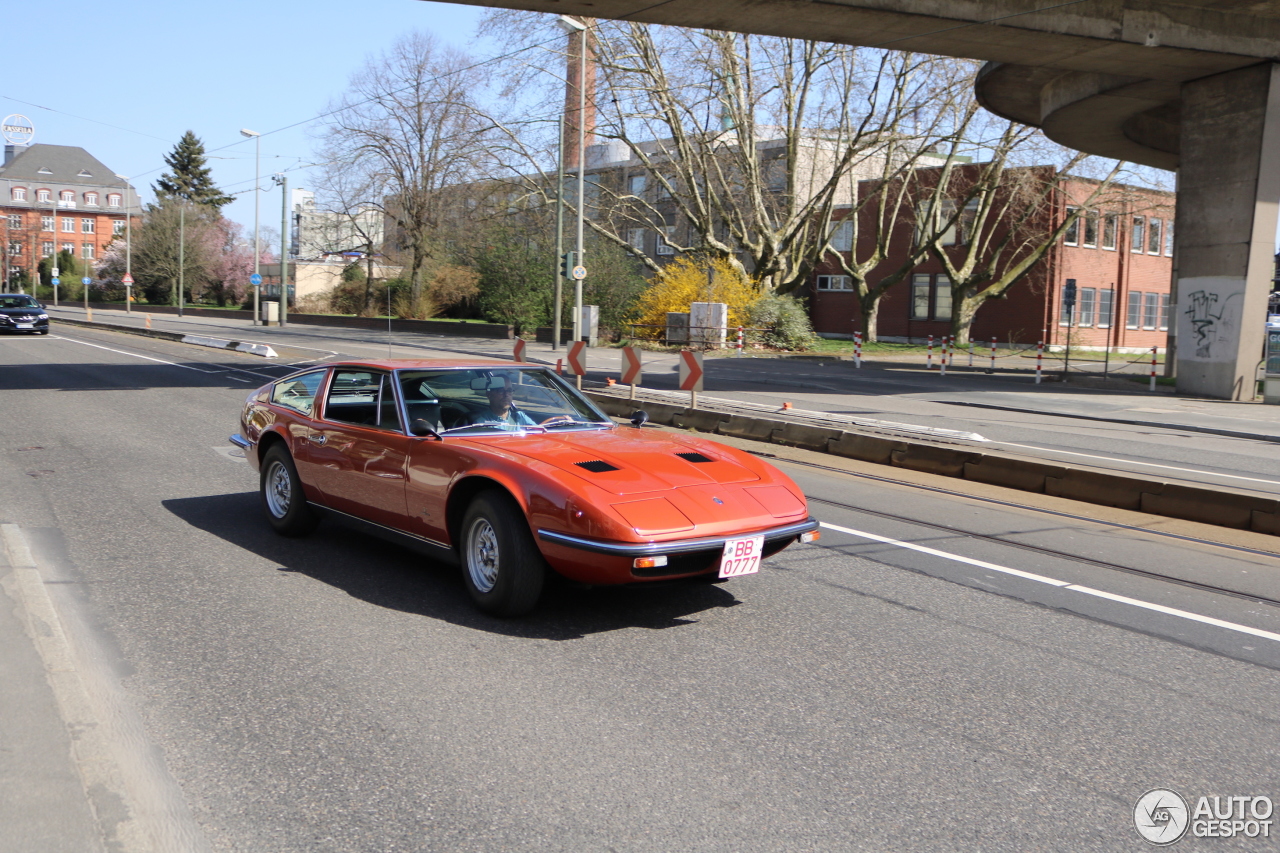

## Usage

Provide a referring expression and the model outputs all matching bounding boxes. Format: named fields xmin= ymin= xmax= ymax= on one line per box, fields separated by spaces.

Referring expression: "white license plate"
xmin=719 ymin=535 xmax=764 ymax=578
xmin=15 ymin=323 xmax=33 ymax=329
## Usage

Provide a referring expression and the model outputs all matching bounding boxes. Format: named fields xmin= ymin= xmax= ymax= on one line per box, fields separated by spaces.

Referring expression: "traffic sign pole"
xmin=621 ymin=346 xmax=642 ymax=399
xmin=678 ymin=350 xmax=704 ymax=409
xmin=568 ymin=341 xmax=586 ymax=389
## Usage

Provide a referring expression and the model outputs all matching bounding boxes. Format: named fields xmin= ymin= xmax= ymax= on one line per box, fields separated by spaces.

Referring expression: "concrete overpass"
xmin=428 ymin=0 xmax=1280 ymax=399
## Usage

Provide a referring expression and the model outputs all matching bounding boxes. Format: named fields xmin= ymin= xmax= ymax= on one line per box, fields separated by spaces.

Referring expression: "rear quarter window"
xmin=271 ymin=370 xmax=326 ymax=415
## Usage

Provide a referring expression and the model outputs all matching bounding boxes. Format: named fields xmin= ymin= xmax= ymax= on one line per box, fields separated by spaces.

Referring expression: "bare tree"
xmin=912 ymin=119 xmax=1127 ymax=345
xmin=480 ymin=13 xmax=967 ymax=294
xmin=315 ymin=32 xmax=495 ymax=303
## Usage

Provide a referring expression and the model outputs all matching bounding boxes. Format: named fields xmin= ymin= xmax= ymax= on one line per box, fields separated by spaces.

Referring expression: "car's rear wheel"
xmin=460 ymin=491 xmax=545 ymax=617
xmin=260 ymin=445 xmax=319 ymax=536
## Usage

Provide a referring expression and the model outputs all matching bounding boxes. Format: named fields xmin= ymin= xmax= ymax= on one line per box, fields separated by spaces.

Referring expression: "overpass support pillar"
xmin=1176 ymin=63 xmax=1280 ymax=400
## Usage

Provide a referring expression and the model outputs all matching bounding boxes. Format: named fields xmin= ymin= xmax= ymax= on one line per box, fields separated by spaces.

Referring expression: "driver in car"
xmin=471 ymin=375 xmax=537 ymax=427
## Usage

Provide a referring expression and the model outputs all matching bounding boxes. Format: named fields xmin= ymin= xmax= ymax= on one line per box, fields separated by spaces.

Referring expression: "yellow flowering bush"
xmin=630 ymin=255 xmax=759 ymax=339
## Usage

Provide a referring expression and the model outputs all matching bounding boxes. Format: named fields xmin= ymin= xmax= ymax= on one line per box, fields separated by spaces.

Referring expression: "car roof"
xmin=319 ymin=357 xmax=530 ymax=372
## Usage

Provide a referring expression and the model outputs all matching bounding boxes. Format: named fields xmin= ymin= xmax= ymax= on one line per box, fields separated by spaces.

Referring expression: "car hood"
xmin=0 ymin=307 xmax=43 ymax=316
xmin=479 ymin=428 xmax=762 ymax=495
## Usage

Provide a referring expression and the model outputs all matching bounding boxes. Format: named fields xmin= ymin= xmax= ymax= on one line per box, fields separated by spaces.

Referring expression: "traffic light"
xmin=560 ymin=251 xmax=575 ymax=279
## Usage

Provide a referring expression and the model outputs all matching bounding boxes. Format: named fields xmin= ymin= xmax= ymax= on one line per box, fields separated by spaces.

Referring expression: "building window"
xmin=7 ymin=214 xmax=20 ymax=230
xmin=934 ymin=275 xmax=952 ymax=321
xmin=1159 ymin=294 xmax=1170 ymax=331
xmin=1063 ymin=206 xmax=1079 ymax=246
xmin=1131 ymin=216 xmax=1145 ymax=252
xmin=1078 ymin=287 xmax=1096 ymax=326
xmin=82 ymin=243 xmax=95 ymax=259
xmin=830 ymin=220 xmax=853 ymax=253
xmin=37 ymin=189 xmax=51 ymax=203
xmin=626 ymin=228 xmax=645 ymax=251
xmin=112 ymin=220 xmax=126 ymax=236
xmin=816 ymin=275 xmax=853 ymax=291
xmin=911 ymin=274 xmax=932 ymax=320
xmin=85 ymin=192 xmax=99 ymax=206
xmin=11 ymin=187 xmax=26 ymax=201
xmin=108 ymin=193 xmax=122 ymax=208
xmin=82 ymin=218 xmax=95 ymax=234
xmin=8 ymin=242 xmax=20 ymax=256
xmin=41 ymin=241 xmax=54 ymax=256
xmin=655 ymin=176 xmax=672 ymax=199
xmin=1098 ymin=288 xmax=1114 ymax=328
xmin=1143 ymin=292 xmax=1160 ymax=329
xmin=628 ymin=174 xmax=646 ymax=195
xmin=1148 ymin=218 xmax=1162 ymax=255
xmin=62 ymin=217 xmax=75 ymax=233
xmin=61 ymin=242 xmax=74 ymax=254
xmin=1164 ymin=220 xmax=1174 ymax=256
xmin=1127 ymin=291 xmax=1142 ymax=329
xmin=41 ymin=216 xmax=53 ymax=231
xmin=1102 ymin=214 xmax=1117 ymax=250
xmin=59 ymin=190 xmax=74 ymax=203
xmin=657 ymin=225 xmax=676 ymax=255
xmin=1082 ymin=211 xmax=1098 ymax=248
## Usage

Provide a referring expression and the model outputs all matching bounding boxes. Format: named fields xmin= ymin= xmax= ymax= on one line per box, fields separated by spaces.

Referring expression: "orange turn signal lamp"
xmin=800 ymin=530 xmax=821 ymax=543
xmin=632 ymin=556 xmax=668 ymax=569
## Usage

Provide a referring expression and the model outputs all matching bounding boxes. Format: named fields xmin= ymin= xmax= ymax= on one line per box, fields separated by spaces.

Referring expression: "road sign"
xmin=51 ymin=267 xmax=59 ymax=277
xmin=678 ymin=350 xmax=704 ymax=391
xmin=250 ymin=273 xmax=263 ymax=286
xmin=51 ymin=277 xmax=60 ymax=286
xmin=571 ymin=265 xmax=587 ymax=281
xmin=82 ymin=277 xmax=91 ymax=285
xmin=121 ymin=274 xmax=134 ymax=285
xmin=567 ymin=341 xmax=587 ymax=376
xmin=513 ymin=338 xmax=526 ymax=362
xmin=621 ymin=346 xmax=641 ymax=385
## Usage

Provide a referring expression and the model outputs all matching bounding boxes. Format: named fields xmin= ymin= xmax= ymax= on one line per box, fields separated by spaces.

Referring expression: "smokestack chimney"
xmin=562 ymin=22 xmax=596 ymax=168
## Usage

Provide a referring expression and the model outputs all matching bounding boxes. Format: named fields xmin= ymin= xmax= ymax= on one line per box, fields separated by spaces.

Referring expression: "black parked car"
xmin=0 ymin=295 xmax=50 ymax=334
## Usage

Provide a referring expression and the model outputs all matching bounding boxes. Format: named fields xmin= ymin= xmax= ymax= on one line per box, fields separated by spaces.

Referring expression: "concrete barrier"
xmin=964 ymin=457 xmax=1065 ymax=493
xmin=891 ymin=444 xmax=979 ymax=478
xmin=1141 ymin=485 xmax=1278 ymax=529
xmin=1044 ymin=469 xmax=1151 ymax=510
xmin=671 ymin=410 xmax=728 ymax=432
xmin=827 ymin=432 xmax=902 ymax=465
xmin=770 ymin=422 xmax=845 ymax=452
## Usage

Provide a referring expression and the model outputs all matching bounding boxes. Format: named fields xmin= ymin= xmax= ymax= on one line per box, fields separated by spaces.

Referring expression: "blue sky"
xmin=3 ymin=0 xmax=493 ymax=233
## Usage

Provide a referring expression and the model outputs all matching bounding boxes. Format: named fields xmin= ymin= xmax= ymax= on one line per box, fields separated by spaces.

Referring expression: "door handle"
xmin=308 ymin=434 xmax=327 ymax=445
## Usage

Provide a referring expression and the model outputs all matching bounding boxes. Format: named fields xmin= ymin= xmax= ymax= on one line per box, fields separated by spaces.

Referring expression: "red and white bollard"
xmin=940 ymin=335 xmax=949 ymax=376
xmin=1150 ymin=346 xmax=1157 ymax=392
xmin=146 ymin=313 xmax=152 ymax=330
xmin=990 ymin=338 xmax=997 ymax=372
xmin=854 ymin=331 xmax=862 ymax=368
xmin=1035 ymin=341 xmax=1044 ymax=384
xmin=927 ymin=335 xmax=934 ymax=370
xmin=736 ymin=325 xmax=744 ymax=356
xmin=556 ymin=359 xmax=563 ymax=375
xmin=968 ymin=339 xmax=974 ymax=368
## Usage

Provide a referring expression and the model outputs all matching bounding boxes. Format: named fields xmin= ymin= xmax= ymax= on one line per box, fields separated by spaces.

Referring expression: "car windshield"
xmin=0 ymin=296 xmax=39 ymax=309
xmin=397 ymin=366 xmax=612 ymax=435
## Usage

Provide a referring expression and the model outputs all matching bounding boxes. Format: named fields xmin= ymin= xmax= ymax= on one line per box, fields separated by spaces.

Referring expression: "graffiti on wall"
xmin=1182 ymin=287 xmax=1242 ymax=359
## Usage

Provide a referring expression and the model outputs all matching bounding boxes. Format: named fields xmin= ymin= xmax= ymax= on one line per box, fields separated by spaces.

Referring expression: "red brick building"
xmin=1 ymin=143 xmax=141 ymax=290
xmin=809 ymin=166 xmax=1175 ymax=351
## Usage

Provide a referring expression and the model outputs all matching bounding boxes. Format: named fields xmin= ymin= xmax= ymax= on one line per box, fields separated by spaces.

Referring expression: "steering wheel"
xmin=540 ymin=415 xmax=575 ymax=426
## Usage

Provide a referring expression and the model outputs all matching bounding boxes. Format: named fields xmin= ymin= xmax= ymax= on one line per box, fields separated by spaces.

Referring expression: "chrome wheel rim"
xmin=466 ymin=517 xmax=500 ymax=593
xmin=264 ymin=460 xmax=292 ymax=518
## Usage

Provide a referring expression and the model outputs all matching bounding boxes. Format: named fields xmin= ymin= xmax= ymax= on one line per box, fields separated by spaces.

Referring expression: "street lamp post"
xmin=114 ymin=175 xmax=132 ymax=313
xmin=558 ymin=14 xmax=588 ymax=343
xmin=241 ymin=128 xmax=261 ymax=325
xmin=273 ymin=173 xmax=289 ymax=328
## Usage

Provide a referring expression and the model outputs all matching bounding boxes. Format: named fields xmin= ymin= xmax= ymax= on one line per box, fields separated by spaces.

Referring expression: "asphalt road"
xmin=2 ymin=327 xmax=1279 ymax=852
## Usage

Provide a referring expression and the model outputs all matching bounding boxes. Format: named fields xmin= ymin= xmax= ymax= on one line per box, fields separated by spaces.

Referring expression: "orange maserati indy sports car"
xmin=231 ymin=358 xmax=818 ymax=616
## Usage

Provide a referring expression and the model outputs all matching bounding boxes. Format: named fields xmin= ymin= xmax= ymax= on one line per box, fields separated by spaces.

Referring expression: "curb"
xmin=585 ymin=390 xmax=1280 ymax=537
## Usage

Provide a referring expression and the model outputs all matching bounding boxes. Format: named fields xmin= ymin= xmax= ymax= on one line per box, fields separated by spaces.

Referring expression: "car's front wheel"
xmin=260 ymin=445 xmax=320 ymax=536
xmin=460 ymin=491 xmax=545 ymax=617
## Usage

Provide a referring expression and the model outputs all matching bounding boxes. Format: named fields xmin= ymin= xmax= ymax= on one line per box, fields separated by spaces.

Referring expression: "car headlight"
xmin=37 ymin=314 xmax=48 ymax=320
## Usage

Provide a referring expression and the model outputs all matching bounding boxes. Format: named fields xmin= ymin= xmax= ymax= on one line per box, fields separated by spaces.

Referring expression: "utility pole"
xmin=178 ymin=202 xmax=185 ymax=317
xmin=274 ymin=174 xmax=289 ymax=328
xmin=553 ymin=113 xmax=565 ymax=351
xmin=558 ymin=14 xmax=589 ymax=343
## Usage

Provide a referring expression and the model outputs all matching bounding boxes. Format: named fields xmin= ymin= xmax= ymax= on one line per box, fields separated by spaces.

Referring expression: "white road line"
xmin=990 ymin=440 xmax=1280 ymax=488
xmin=50 ymin=335 xmax=221 ymax=372
xmin=819 ymin=521 xmax=1280 ymax=644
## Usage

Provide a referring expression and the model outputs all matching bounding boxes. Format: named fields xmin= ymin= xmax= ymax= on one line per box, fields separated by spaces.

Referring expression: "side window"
xmin=271 ymin=370 xmax=325 ymax=415
xmin=325 ymin=369 xmax=401 ymax=430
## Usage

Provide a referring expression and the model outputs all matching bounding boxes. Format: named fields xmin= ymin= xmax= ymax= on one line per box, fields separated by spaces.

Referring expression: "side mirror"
xmin=409 ymin=418 xmax=441 ymax=439
xmin=630 ymin=410 xmax=649 ymax=428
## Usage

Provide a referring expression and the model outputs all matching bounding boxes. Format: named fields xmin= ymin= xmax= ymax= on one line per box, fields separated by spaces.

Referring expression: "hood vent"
xmin=676 ymin=451 xmax=713 ymax=463
xmin=575 ymin=459 xmax=620 ymax=473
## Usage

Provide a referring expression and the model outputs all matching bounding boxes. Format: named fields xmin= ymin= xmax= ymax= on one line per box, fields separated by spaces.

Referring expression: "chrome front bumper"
xmin=537 ymin=517 xmax=820 ymax=557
